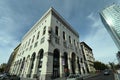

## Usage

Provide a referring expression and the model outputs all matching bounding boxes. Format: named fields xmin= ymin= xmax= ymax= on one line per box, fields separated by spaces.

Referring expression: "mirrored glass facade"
xmin=100 ymin=4 xmax=120 ymax=50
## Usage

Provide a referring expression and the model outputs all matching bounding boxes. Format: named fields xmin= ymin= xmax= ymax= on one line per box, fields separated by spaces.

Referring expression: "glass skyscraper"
xmin=100 ymin=4 xmax=120 ymax=50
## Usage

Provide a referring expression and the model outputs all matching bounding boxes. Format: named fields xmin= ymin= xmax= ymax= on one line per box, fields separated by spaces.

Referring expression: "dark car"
xmin=104 ymin=69 xmax=110 ymax=75
xmin=67 ymin=74 xmax=83 ymax=80
xmin=0 ymin=73 xmax=20 ymax=80
xmin=10 ymin=75 xmax=20 ymax=80
xmin=0 ymin=73 xmax=11 ymax=80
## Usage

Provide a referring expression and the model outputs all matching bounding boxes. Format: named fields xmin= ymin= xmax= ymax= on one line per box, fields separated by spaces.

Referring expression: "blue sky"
xmin=0 ymin=0 xmax=120 ymax=64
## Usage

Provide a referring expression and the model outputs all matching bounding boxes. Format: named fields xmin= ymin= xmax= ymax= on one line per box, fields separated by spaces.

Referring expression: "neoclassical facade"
xmin=9 ymin=7 xmax=86 ymax=80
xmin=80 ymin=42 xmax=95 ymax=73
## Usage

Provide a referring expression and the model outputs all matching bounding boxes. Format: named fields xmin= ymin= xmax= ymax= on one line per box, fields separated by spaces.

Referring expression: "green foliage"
xmin=114 ymin=64 xmax=120 ymax=69
xmin=94 ymin=61 xmax=109 ymax=70
xmin=0 ymin=63 xmax=7 ymax=73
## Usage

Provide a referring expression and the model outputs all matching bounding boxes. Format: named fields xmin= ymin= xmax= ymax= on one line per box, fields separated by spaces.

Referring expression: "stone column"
xmin=32 ymin=56 xmax=39 ymax=78
xmin=68 ymin=56 xmax=72 ymax=74
xmin=44 ymin=52 xmax=53 ymax=80
xmin=80 ymin=63 xmax=83 ymax=75
xmin=17 ymin=61 xmax=22 ymax=76
xmin=26 ymin=58 xmax=32 ymax=78
xmin=22 ymin=60 xmax=28 ymax=77
xmin=14 ymin=63 xmax=19 ymax=75
xmin=75 ymin=57 xmax=79 ymax=74
xmin=60 ymin=55 xmax=64 ymax=77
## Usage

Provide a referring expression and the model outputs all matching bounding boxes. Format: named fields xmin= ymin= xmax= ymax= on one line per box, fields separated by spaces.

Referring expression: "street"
xmin=84 ymin=71 xmax=114 ymax=80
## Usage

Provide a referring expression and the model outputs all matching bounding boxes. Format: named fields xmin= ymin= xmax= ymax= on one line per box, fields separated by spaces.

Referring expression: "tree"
xmin=94 ymin=61 xmax=108 ymax=70
xmin=0 ymin=63 xmax=7 ymax=73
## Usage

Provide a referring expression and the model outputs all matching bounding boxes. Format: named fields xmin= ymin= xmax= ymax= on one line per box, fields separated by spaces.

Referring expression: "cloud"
xmin=0 ymin=0 xmax=119 ymax=65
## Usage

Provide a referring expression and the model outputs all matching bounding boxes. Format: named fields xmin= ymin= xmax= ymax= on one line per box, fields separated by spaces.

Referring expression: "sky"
xmin=0 ymin=0 xmax=120 ymax=65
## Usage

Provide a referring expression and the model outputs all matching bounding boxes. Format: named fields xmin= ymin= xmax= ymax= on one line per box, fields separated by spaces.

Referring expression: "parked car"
xmin=0 ymin=73 xmax=11 ymax=80
xmin=0 ymin=73 xmax=20 ymax=80
xmin=10 ymin=75 xmax=20 ymax=80
xmin=67 ymin=74 xmax=83 ymax=80
xmin=104 ymin=69 xmax=110 ymax=75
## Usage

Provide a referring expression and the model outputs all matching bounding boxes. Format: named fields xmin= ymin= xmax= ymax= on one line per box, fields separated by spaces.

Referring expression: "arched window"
xmin=29 ymin=52 xmax=36 ymax=77
xmin=64 ymin=52 xmax=69 ymax=77
xmin=53 ymin=49 xmax=60 ymax=78
xmin=71 ymin=53 xmax=76 ymax=74
xmin=38 ymin=49 xmax=44 ymax=68
xmin=31 ymin=53 xmax=36 ymax=69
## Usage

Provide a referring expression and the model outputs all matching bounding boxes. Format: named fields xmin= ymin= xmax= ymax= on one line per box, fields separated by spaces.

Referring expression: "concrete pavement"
xmin=20 ymin=73 xmax=98 ymax=80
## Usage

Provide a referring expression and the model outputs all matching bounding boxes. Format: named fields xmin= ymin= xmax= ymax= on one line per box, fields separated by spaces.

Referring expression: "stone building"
xmin=7 ymin=44 xmax=21 ymax=73
xmin=9 ymin=7 xmax=86 ymax=80
xmin=80 ymin=42 xmax=95 ymax=73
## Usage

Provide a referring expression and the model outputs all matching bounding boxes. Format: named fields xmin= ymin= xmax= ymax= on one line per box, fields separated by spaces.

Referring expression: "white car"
xmin=67 ymin=74 xmax=83 ymax=80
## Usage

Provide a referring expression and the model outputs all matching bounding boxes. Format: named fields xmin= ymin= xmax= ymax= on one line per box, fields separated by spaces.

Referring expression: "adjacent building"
xmin=9 ymin=7 xmax=87 ymax=80
xmin=7 ymin=44 xmax=21 ymax=73
xmin=100 ymin=4 xmax=120 ymax=50
xmin=80 ymin=42 xmax=95 ymax=73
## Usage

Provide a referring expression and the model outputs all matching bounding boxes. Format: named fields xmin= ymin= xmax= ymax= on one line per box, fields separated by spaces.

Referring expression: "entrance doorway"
xmin=53 ymin=49 xmax=60 ymax=78
xmin=71 ymin=53 xmax=75 ymax=74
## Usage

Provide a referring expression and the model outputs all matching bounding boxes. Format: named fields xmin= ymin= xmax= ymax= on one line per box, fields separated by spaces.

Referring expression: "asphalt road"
xmin=84 ymin=71 xmax=114 ymax=80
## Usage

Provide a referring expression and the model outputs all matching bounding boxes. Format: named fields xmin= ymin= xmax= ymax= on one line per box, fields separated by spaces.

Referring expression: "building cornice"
xmin=51 ymin=7 xmax=79 ymax=37
xmin=22 ymin=8 xmax=52 ymax=41
xmin=22 ymin=7 xmax=79 ymax=41
xmin=80 ymin=42 xmax=92 ymax=51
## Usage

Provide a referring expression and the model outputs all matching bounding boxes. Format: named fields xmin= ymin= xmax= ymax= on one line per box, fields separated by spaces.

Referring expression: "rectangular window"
xmin=55 ymin=26 xmax=58 ymax=36
xmin=32 ymin=35 xmax=35 ymax=43
xmin=34 ymin=41 xmax=38 ymax=48
xmin=29 ymin=45 xmax=32 ymax=51
xmin=43 ymin=26 xmax=46 ymax=35
xmin=74 ymin=40 xmax=75 ymax=45
xmin=40 ymin=37 xmax=45 ymax=44
xmin=28 ymin=39 xmax=31 ymax=46
xmin=37 ymin=31 xmax=40 ymax=39
xmin=69 ymin=36 xmax=71 ymax=44
xmin=63 ymin=31 xmax=65 ymax=40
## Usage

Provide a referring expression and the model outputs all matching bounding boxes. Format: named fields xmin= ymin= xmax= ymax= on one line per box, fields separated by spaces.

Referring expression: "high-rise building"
xmin=9 ymin=7 xmax=87 ymax=80
xmin=100 ymin=4 xmax=120 ymax=50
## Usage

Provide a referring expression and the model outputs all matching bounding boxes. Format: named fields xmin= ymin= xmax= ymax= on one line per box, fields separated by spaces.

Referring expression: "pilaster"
xmin=75 ymin=57 xmax=79 ymax=74
xmin=26 ymin=58 xmax=32 ymax=78
xmin=60 ymin=55 xmax=64 ymax=77
xmin=68 ymin=57 xmax=72 ymax=74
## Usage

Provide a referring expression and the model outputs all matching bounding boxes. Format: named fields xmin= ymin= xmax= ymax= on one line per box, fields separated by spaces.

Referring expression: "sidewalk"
xmin=83 ymin=73 xmax=99 ymax=79
xmin=20 ymin=73 xmax=98 ymax=80
xmin=53 ymin=73 xmax=98 ymax=80
xmin=114 ymin=73 xmax=120 ymax=80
